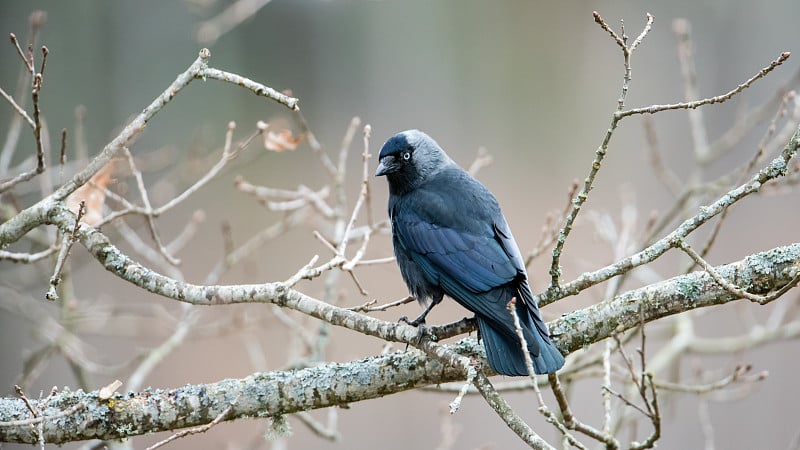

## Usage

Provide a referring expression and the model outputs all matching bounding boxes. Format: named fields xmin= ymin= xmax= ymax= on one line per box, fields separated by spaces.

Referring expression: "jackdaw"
xmin=375 ymin=129 xmax=565 ymax=376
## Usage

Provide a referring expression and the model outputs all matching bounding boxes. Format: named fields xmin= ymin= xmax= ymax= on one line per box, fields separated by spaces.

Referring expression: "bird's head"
xmin=375 ymin=130 xmax=452 ymax=194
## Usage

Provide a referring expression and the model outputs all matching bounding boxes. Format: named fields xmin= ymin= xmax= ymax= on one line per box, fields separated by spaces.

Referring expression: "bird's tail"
xmin=477 ymin=302 xmax=564 ymax=376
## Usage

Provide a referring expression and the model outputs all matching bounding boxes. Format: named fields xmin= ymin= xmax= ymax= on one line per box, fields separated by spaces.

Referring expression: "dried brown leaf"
xmin=263 ymin=129 xmax=303 ymax=152
xmin=66 ymin=160 xmax=117 ymax=226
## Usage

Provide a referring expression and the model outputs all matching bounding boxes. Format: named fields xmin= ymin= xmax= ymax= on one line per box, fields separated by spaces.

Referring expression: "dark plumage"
xmin=376 ymin=130 xmax=564 ymax=376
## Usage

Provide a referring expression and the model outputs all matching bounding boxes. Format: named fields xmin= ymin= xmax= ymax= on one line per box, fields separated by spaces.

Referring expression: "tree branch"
xmin=0 ymin=48 xmax=297 ymax=248
xmin=0 ymin=241 xmax=796 ymax=444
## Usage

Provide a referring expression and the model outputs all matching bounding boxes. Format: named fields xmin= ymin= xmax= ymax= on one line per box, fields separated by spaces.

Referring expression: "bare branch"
xmin=675 ymin=238 xmax=800 ymax=305
xmin=506 ymin=298 xmax=587 ymax=449
xmin=0 ymin=71 xmax=46 ymax=193
xmin=0 ymin=245 xmax=57 ymax=263
xmin=0 ymin=401 xmax=84 ymax=428
xmin=471 ymin=371 xmax=556 ymax=450
xmin=549 ymin=11 xmax=655 ymax=291
xmin=540 ymin=123 xmax=800 ymax=306
xmin=0 ymin=85 xmax=34 ymax=128
xmin=618 ymin=52 xmax=791 ymax=119
xmin=673 ymin=18 xmax=711 ymax=161
xmin=349 ymin=295 xmax=415 ymax=313
xmin=654 ymin=364 xmax=767 ymax=394
xmin=8 ymin=33 xmax=33 ymax=72
xmin=201 ymin=67 xmax=298 ymax=110
xmin=45 ymin=200 xmax=85 ymax=301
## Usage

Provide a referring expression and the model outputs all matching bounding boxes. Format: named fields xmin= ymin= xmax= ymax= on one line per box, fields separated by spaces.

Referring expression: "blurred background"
xmin=1 ymin=1 xmax=800 ymax=449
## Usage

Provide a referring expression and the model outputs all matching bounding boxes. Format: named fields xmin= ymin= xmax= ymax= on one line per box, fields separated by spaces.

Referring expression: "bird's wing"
xmin=392 ymin=181 xmax=559 ymax=361
xmin=492 ymin=217 xmax=551 ymax=337
xmin=392 ymin=189 xmax=519 ymax=295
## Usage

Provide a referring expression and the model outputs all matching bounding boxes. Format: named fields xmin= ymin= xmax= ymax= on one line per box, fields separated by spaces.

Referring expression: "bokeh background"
xmin=1 ymin=1 xmax=800 ymax=449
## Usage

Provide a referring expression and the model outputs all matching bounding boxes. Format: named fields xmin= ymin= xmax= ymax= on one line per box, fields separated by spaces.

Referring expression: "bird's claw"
xmin=398 ymin=316 xmax=436 ymax=344
xmin=399 ymin=315 xmax=426 ymax=327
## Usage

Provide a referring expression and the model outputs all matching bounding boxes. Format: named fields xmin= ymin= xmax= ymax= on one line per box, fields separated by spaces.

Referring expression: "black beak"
xmin=375 ymin=155 xmax=397 ymax=177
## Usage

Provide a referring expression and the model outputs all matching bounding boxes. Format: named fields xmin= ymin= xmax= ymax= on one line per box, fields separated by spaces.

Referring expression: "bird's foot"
xmin=398 ymin=316 xmax=437 ymax=345
xmin=399 ymin=315 xmax=426 ymax=327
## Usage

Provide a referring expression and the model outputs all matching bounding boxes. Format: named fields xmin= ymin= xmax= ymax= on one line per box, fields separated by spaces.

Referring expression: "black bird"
xmin=376 ymin=130 xmax=564 ymax=376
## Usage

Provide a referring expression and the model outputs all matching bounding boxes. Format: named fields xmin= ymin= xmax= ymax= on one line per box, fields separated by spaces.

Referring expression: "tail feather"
xmin=437 ymin=271 xmax=564 ymax=375
xmin=477 ymin=310 xmax=564 ymax=376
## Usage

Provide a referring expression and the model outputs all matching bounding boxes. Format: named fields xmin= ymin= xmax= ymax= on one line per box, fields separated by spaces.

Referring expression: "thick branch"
xmin=0 ymin=241 xmax=797 ymax=444
xmin=0 ymin=351 xmax=465 ymax=444
xmin=551 ymin=243 xmax=800 ymax=355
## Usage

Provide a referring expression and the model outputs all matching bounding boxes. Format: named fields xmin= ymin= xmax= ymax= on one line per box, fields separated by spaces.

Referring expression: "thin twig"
xmin=629 ymin=13 xmax=654 ymax=53
xmin=145 ymin=394 xmax=240 ymax=450
xmin=283 ymin=255 xmax=320 ymax=288
xmin=313 ymin=230 xmax=339 ymax=255
xmin=127 ymin=306 xmax=199 ymax=392
xmin=617 ymin=52 xmax=791 ymax=119
xmin=58 ymin=128 xmax=67 ymax=183
xmin=122 ymin=147 xmax=180 ymax=266
xmin=0 ymin=245 xmax=58 ymax=263
xmin=592 ymin=11 xmax=626 ymax=50
xmin=46 ymin=200 xmax=85 ymax=301
xmin=348 ymin=295 xmax=415 ymax=313
xmin=0 ymin=72 xmax=46 ymax=193
xmin=271 ymin=305 xmax=317 ymax=353
xmin=507 ymin=298 xmax=587 ymax=449
xmin=153 ymin=125 xmax=259 ymax=216
xmin=548 ymin=12 xmax=654 ymax=291
xmin=690 ymin=90 xmax=799 ymax=273
xmin=0 ymin=85 xmax=34 ymax=128
xmin=294 ymin=108 xmax=336 ymax=176
xmin=334 ymin=117 xmax=362 ymax=257
xmin=526 ymin=180 xmax=578 ymax=266
xmin=351 ymin=256 xmax=395 ymax=266
xmin=707 ymin=66 xmax=800 ymax=164
xmin=342 ymin=125 xmax=374 ymax=271
xmin=471 ymin=370 xmax=556 ymax=450
xmin=539 ymin=123 xmax=800 ymax=306
xmin=673 ymin=18 xmax=711 ymax=161
xmin=1 ymin=17 xmax=44 ymax=173
xmin=549 ymin=373 xmax=617 ymax=448
xmin=0 ymin=402 xmax=85 ymax=428
xmin=643 ymin=112 xmax=682 ymax=196
xmin=73 ymin=105 xmax=88 ymax=162
xmin=8 ymin=33 xmax=33 ymax=72
xmin=201 ymin=67 xmax=298 ymax=110
xmin=601 ymin=385 xmax=650 ymax=418
xmin=293 ymin=411 xmax=340 ymax=442
xmin=236 ymin=178 xmax=333 ymax=217
xmin=204 ymin=209 xmax=305 ymax=284
xmin=43 ymin=48 xmax=296 ymax=205
xmin=602 ymin=340 xmax=613 ymax=436
xmin=447 ymin=365 xmax=476 ymax=414
xmin=467 ymin=146 xmax=493 ymax=176
xmin=38 ymin=46 xmax=48 ymax=77
xmin=654 ymin=364 xmax=767 ymax=394
xmin=166 ymin=210 xmax=206 ymax=255
xmin=630 ymin=372 xmax=660 ymax=450
xmin=14 ymin=385 xmax=38 ymax=418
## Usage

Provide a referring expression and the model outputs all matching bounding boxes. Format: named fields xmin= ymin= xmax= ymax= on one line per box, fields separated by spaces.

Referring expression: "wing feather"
xmin=392 ymin=187 xmax=518 ymax=296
